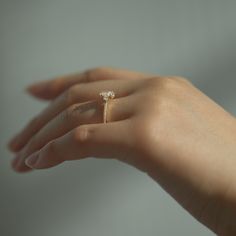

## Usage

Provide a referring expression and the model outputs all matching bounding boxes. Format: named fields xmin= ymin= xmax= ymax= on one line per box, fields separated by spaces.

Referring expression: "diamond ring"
xmin=99 ymin=91 xmax=115 ymax=123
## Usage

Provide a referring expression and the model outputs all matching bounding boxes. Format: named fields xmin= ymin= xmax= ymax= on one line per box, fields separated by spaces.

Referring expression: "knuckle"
xmin=159 ymin=77 xmax=179 ymax=89
xmin=146 ymin=76 xmax=188 ymax=93
xmin=170 ymin=76 xmax=191 ymax=85
xmin=84 ymin=67 xmax=111 ymax=82
xmin=144 ymin=76 xmax=176 ymax=92
xmin=144 ymin=76 xmax=191 ymax=91
xmin=63 ymin=104 xmax=81 ymax=122
xmin=93 ymin=66 xmax=111 ymax=75
xmin=174 ymin=76 xmax=187 ymax=83
xmin=74 ymin=125 xmax=90 ymax=143
xmin=62 ymin=85 xmax=79 ymax=106
xmin=62 ymin=107 xmax=72 ymax=123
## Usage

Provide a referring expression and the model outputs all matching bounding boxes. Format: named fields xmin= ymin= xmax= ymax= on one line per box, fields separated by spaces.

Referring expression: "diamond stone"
xmin=99 ymin=91 xmax=115 ymax=101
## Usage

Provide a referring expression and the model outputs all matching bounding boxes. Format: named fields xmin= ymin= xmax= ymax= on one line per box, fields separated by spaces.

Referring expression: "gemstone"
xmin=99 ymin=91 xmax=115 ymax=101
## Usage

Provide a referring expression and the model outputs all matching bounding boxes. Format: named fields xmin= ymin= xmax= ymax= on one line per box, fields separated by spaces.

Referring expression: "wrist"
xmin=213 ymin=177 xmax=236 ymax=235
xmin=146 ymin=141 xmax=236 ymax=235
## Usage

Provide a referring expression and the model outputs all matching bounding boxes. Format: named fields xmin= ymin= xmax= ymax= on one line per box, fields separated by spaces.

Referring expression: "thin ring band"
xmin=99 ymin=91 xmax=115 ymax=123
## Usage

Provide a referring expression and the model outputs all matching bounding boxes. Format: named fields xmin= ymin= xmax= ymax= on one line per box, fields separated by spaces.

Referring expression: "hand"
xmin=8 ymin=67 xmax=236 ymax=235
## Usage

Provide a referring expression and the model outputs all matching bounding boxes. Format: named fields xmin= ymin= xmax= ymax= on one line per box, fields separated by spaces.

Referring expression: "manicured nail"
xmin=25 ymin=152 xmax=40 ymax=168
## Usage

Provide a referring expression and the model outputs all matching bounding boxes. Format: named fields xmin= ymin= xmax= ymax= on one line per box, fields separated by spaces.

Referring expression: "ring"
xmin=99 ymin=91 xmax=115 ymax=123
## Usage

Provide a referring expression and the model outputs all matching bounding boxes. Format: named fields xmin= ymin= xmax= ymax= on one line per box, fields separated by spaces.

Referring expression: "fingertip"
xmin=26 ymin=83 xmax=46 ymax=97
xmin=26 ymin=80 xmax=47 ymax=92
xmin=26 ymin=80 xmax=53 ymax=98
xmin=25 ymin=151 xmax=39 ymax=168
xmin=7 ymin=137 xmax=22 ymax=152
xmin=11 ymin=157 xmax=33 ymax=173
xmin=25 ymin=150 xmax=54 ymax=169
xmin=7 ymin=141 xmax=17 ymax=152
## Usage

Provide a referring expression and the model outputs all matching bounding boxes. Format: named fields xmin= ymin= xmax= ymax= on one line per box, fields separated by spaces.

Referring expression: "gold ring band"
xmin=99 ymin=91 xmax=115 ymax=123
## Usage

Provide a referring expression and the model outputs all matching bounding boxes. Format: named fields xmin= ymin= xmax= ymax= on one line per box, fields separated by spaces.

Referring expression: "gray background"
xmin=1 ymin=0 xmax=236 ymax=235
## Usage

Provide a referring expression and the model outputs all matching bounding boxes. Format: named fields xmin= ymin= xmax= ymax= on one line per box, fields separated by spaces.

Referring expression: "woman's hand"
xmin=8 ymin=67 xmax=236 ymax=235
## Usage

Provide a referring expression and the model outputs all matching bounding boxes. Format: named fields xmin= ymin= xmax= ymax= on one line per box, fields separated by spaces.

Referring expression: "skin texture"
xmin=8 ymin=67 xmax=236 ymax=235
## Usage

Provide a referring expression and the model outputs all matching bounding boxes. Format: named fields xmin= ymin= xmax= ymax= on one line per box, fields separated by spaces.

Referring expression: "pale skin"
xmin=8 ymin=67 xmax=236 ymax=235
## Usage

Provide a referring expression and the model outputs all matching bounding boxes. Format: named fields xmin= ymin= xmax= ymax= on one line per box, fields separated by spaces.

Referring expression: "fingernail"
xmin=25 ymin=152 xmax=39 ymax=168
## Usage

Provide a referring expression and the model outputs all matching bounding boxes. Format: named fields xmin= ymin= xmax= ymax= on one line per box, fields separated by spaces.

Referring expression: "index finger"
xmin=27 ymin=67 xmax=154 ymax=100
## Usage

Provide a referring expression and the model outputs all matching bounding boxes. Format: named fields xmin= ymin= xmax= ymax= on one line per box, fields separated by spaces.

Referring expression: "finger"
xmin=24 ymin=120 xmax=131 ymax=169
xmin=12 ymin=96 xmax=134 ymax=172
xmin=9 ymin=78 xmax=142 ymax=152
xmin=26 ymin=67 xmax=153 ymax=100
xmin=11 ymin=156 xmax=31 ymax=173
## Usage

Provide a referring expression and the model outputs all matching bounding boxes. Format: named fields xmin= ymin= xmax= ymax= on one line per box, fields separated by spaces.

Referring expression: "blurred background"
xmin=1 ymin=0 xmax=236 ymax=235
